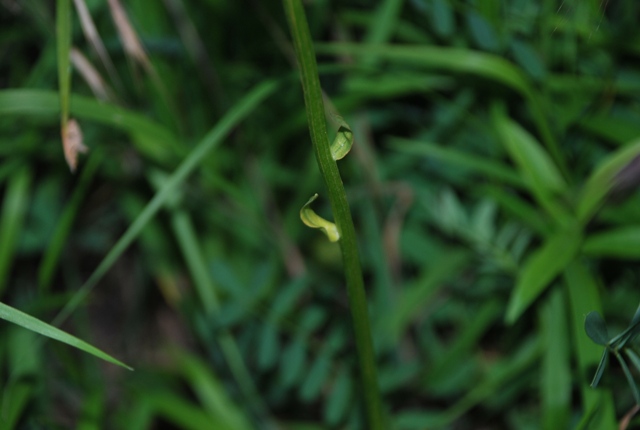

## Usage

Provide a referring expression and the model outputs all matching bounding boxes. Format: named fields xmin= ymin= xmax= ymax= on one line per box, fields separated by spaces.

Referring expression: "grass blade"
xmin=390 ymin=137 xmax=526 ymax=188
xmin=492 ymin=108 xmax=566 ymax=194
xmin=0 ymin=167 xmax=31 ymax=297
xmin=0 ymin=302 xmax=131 ymax=370
xmin=578 ymin=139 xmax=640 ymax=222
xmin=505 ymin=228 xmax=581 ymax=323
xmin=56 ymin=0 xmax=71 ymax=127
xmin=540 ymin=290 xmax=570 ymax=430
xmin=0 ymin=90 xmax=180 ymax=163
xmin=38 ymin=153 xmax=101 ymax=291
xmin=583 ymin=226 xmax=640 ymax=259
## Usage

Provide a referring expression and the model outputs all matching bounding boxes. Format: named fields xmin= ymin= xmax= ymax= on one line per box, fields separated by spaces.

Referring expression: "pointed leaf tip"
xmin=300 ymin=194 xmax=340 ymax=242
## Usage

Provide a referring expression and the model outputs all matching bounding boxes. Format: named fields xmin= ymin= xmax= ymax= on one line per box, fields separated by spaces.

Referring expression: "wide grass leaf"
xmin=582 ymin=226 xmax=640 ymax=259
xmin=174 ymin=351 xmax=254 ymax=429
xmin=579 ymin=115 xmax=640 ymax=146
xmin=390 ymin=137 xmax=525 ymax=188
xmin=0 ymin=167 xmax=31 ymax=297
xmin=492 ymin=109 xmax=566 ymax=195
xmin=578 ymin=139 xmax=640 ymax=222
xmin=0 ymin=302 xmax=131 ymax=369
xmin=541 ymin=291 xmax=570 ymax=430
xmin=505 ymin=228 xmax=581 ymax=323
xmin=0 ymin=90 xmax=180 ymax=163
xmin=316 ymin=43 xmax=532 ymax=96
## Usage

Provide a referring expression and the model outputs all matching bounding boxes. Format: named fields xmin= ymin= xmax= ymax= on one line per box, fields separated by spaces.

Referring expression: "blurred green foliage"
xmin=2 ymin=0 xmax=640 ymax=428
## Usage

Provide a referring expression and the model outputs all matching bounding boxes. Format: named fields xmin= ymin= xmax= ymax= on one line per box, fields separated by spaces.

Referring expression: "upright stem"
xmin=282 ymin=1 xmax=383 ymax=428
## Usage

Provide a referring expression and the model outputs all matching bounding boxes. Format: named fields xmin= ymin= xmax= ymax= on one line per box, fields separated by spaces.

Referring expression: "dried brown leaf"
xmin=108 ymin=0 xmax=150 ymax=70
xmin=73 ymin=0 xmax=120 ymax=86
xmin=70 ymin=48 xmax=112 ymax=101
xmin=62 ymin=119 xmax=88 ymax=172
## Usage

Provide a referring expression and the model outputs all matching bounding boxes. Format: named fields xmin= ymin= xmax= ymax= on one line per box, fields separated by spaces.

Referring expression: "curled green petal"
xmin=300 ymin=194 xmax=340 ymax=242
xmin=331 ymin=126 xmax=354 ymax=161
xmin=329 ymin=113 xmax=353 ymax=161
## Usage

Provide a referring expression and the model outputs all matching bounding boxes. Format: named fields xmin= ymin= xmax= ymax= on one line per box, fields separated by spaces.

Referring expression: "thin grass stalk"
xmin=282 ymin=1 xmax=383 ymax=427
xmin=56 ymin=0 xmax=71 ymax=128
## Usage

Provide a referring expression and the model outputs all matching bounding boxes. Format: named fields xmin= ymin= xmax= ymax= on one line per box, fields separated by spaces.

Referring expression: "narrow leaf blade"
xmin=506 ymin=229 xmax=581 ymax=323
xmin=0 ymin=302 xmax=132 ymax=370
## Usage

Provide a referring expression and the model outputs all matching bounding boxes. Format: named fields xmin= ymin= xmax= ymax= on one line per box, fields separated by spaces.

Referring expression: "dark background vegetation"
xmin=2 ymin=0 xmax=640 ymax=428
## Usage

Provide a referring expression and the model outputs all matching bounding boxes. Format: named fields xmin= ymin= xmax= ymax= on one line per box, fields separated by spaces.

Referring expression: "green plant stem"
xmin=282 ymin=1 xmax=383 ymax=427
xmin=56 ymin=0 xmax=71 ymax=128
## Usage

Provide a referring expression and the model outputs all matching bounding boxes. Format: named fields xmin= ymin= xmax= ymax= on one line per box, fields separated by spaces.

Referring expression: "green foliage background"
xmin=2 ymin=0 xmax=640 ymax=428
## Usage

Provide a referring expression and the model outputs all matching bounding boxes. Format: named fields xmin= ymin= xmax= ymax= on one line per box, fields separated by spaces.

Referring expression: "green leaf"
xmin=300 ymin=194 xmax=340 ymax=242
xmin=382 ymin=250 xmax=471 ymax=342
xmin=38 ymin=155 xmax=100 ymax=291
xmin=505 ymin=229 xmax=581 ymax=323
xmin=0 ymin=167 xmax=31 ymax=297
xmin=324 ymin=366 xmax=353 ymax=426
xmin=579 ymin=115 xmax=640 ymax=146
xmin=583 ymin=226 xmax=640 ymax=259
xmin=257 ymin=321 xmax=280 ymax=371
xmin=616 ymin=354 xmax=640 ymax=404
xmin=299 ymin=348 xmax=332 ymax=402
xmin=0 ymin=90 xmax=180 ymax=163
xmin=279 ymin=336 xmax=307 ymax=389
xmin=578 ymin=139 xmax=640 ymax=222
xmin=584 ymin=311 xmax=610 ymax=346
xmin=174 ymin=351 xmax=253 ymax=429
xmin=0 ymin=302 xmax=131 ymax=370
xmin=465 ymin=11 xmax=500 ymax=52
xmin=316 ymin=43 xmax=533 ymax=96
xmin=492 ymin=109 xmax=566 ymax=195
xmin=430 ymin=0 xmax=455 ymax=39
xmin=390 ymin=138 xmax=525 ymax=188
xmin=541 ymin=291 xmax=570 ymax=430
xmin=133 ymin=392 xmax=228 ymax=430
xmin=481 ymin=185 xmax=550 ymax=234
xmin=630 ymin=304 xmax=640 ymax=327
xmin=492 ymin=107 xmax=571 ymax=224
xmin=590 ymin=350 xmax=608 ymax=388
xmin=625 ymin=349 xmax=640 ymax=376
xmin=509 ymin=39 xmax=547 ymax=81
